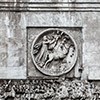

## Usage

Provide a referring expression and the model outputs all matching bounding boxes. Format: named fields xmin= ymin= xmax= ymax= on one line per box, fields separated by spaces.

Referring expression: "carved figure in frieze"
xmin=0 ymin=80 xmax=100 ymax=100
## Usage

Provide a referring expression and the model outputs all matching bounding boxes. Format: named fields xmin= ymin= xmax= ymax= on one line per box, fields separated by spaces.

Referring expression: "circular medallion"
xmin=31 ymin=29 xmax=78 ymax=76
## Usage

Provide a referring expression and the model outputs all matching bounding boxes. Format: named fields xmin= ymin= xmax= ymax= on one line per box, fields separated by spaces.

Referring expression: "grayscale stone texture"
xmin=0 ymin=0 xmax=100 ymax=100
xmin=0 ymin=0 xmax=100 ymax=81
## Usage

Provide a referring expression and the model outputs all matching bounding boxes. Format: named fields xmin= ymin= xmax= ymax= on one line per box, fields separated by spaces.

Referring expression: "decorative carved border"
xmin=0 ymin=79 xmax=100 ymax=100
xmin=0 ymin=1 xmax=100 ymax=12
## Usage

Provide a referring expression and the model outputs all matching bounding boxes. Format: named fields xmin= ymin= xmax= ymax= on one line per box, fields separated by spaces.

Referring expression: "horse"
xmin=43 ymin=40 xmax=71 ymax=68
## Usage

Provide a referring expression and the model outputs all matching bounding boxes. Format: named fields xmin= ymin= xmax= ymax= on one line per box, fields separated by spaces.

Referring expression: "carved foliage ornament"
xmin=31 ymin=29 xmax=78 ymax=76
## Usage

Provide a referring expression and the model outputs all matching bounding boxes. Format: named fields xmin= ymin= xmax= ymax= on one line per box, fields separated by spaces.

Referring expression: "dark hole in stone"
xmin=70 ymin=55 xmax=73 ymax=57
xmin=5 ymin=96 xmax=14 ymax=100
xmin=30 ymin=98 xmax=34 ymax=100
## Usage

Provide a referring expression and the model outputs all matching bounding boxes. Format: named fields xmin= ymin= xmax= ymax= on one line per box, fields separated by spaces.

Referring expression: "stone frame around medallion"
xmin=27 ymin=27 xmax=82 ymax=78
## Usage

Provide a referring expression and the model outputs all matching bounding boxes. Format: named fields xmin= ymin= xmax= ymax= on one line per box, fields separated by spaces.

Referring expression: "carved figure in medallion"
xmin=31 ymin=29 xmax=78 ymax=76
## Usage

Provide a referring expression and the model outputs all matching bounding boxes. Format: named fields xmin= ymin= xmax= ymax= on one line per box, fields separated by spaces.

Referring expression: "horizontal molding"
xmin=0 ymin=2 xmax=100 ymax=4
xmin=0 ymin=2 xmax=100 ymax=12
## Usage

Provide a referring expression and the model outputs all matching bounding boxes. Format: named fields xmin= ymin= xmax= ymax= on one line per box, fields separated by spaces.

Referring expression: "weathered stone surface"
xmin=82 ymin=12 xmax=100 ymax=80
xmin=0 ymin=12 xmax=27 ymax=79
xmin=0 ymin=0 xmax=100 ymax=80
xmin=0 ymin=0 xmax=100 ymax=100
xmin=88 ymin=66 xmax=100 ymax=80
xmin=27 ymin=12 xmax=82 ymax=27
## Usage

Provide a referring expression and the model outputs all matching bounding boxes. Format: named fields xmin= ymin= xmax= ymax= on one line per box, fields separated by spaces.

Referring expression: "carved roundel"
xmin=31 ymin=29 xmax=78 ymax=76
